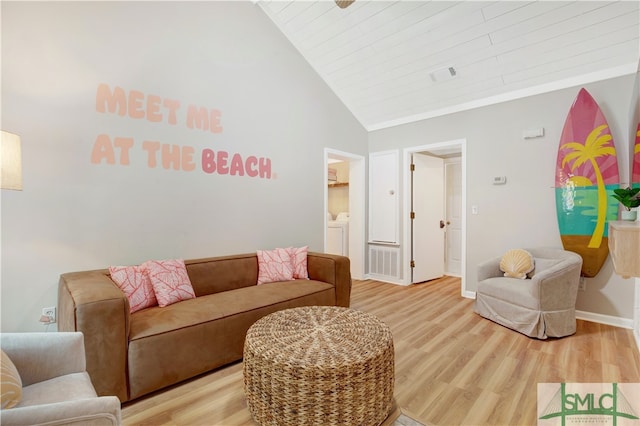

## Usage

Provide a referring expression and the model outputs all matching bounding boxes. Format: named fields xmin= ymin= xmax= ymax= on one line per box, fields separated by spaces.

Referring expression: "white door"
xmin=369 ymin=151 xmax=398 ymax=244
xmin=412 ymin=153 xmax=444 ymax=283
xmin=445 ymin=160 xmax=462 ymax=276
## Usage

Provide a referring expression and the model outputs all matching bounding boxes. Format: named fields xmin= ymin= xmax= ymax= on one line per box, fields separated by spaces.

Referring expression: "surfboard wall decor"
xmin=633 ymin=123 xmax=640 ymax=187
xmin=555 ymin=88 xmax=620 ymax=277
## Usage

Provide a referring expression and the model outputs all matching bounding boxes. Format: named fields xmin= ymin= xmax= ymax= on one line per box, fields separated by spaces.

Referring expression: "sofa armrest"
xmin=307 ymin=252 xmax=352 ymax=307
xmin=1 ymin=396 xmax=122 ymax=426
xmin=58 ymin=271 xmax=129 ymax=402
xmin=0 ymin=332 xmax=85 ymax=386
xmin=532 ymin=255 xmax=583 ymax=311
xmin=477 ymin=257 xmax=502 ymax=282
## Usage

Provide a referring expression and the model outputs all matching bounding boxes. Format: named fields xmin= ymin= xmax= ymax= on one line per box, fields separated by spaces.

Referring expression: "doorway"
xmin=324 ymin=149 xmax=365 ymax=280
xmin=403 ymin=139 xmax=469 ymax=297
xmin=411 ymin=153 xmax=444 ymax=283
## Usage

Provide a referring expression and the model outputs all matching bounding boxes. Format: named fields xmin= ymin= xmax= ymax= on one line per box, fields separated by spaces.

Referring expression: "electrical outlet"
xmin=579 ymin=277 xmax=586 ymax=292
xmin=42 ymin=306 xmax=56 ymax=324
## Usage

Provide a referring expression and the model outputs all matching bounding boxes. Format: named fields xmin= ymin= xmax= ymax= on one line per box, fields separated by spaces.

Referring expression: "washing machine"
xmin=327 ymin=212 xmax=349 ymax=256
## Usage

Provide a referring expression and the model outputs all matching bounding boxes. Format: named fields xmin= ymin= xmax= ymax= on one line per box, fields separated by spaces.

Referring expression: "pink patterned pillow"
xmin=288 ymin=246 xmax=309 ymax=279
xmin=109 ymin=265 xmax=158 ymax=313
xmin=142 ymin=259 xmax=196 ymax=307
xmin=257 ymin=248 xmax=294 ymax=285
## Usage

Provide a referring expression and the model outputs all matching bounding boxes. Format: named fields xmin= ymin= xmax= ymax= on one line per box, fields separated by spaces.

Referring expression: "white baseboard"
xmin=575 ymin=310 xmax=634 ymax=329
xmin=363 ymin=274 xmax=408 ymax=286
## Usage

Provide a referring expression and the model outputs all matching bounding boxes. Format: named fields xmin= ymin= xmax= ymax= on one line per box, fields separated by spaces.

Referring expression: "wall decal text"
xmin=92 ymin=83 xmax=272 ymax=179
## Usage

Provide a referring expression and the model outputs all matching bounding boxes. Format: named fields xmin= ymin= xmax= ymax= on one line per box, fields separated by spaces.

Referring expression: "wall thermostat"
xmin=493 ymin=176 xmax=507 ymax=185
xmin=523 ymin=127 xmax=545 ymax=139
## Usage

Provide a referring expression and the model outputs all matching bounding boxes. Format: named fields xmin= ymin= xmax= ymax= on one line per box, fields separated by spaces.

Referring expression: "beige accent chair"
xmin=474 ymin=247 xmax=583 ymax=339
xmin=1 ymin=332 xmax=121 ymax=426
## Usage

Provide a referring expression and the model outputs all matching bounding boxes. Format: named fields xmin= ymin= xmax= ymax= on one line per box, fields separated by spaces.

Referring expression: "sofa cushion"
xmin=129 ymin=280 xmax=335 ymax=341
xmin=185 ymin=254 xmax=258 ymax=296
xmin=477 ymin=277 xmax=539 ymax=310
xmin=256 ymin=248 xmax=294 ymax=285
xmin=109 ymin=265 xmax=157 ymax=313
xmin=143 ymin=259 xmax=196 ymax=307
xmin=527 ymin=258 xmax=560 ymax=278
xmin=1 ymin=349 xmax=22 ymax=409
xmin=18 ymin=372 xmax=97 ymax=407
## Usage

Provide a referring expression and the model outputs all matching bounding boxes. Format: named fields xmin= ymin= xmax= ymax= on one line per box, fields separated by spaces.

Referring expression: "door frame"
xmin=402 ymin=139 xmax=470 ymax=298
xmin=444 ymin=157 xmax=462 ymax=277
xmin=324 ymin=148 xmax=365 ymax=280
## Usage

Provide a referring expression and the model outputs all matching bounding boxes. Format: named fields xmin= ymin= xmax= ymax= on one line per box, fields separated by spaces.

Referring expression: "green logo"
xmin=539 ymin=383 xmax=639 ymax=425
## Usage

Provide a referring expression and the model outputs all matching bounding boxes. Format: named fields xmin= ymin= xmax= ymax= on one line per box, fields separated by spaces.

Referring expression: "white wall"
xmin=0 ymin=2 xmax=367 ymax=332
xmin=369 ymin=75 xmax=637 ymax=321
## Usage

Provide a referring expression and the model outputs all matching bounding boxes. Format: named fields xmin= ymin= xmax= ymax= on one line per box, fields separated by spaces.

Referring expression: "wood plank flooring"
xmin=121 ymin=277 xmax=640 ymax=425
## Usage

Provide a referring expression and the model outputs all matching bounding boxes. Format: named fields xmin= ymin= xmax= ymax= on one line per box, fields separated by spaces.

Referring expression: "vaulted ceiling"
xmin=258 ymin=1 xmax=640 ymax=131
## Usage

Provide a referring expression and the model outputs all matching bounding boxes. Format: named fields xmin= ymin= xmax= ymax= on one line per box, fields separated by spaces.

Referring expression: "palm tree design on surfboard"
xmin=555 ymin=88 xmax=619 ymax=278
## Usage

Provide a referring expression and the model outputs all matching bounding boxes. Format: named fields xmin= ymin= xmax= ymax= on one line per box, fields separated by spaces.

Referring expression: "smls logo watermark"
xmin=538 ymin=383 xmax=640 ymax=425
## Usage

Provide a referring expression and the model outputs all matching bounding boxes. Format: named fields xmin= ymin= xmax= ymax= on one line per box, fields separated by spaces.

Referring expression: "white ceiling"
xmin=258 ymin=1 xmax=640 ymax=131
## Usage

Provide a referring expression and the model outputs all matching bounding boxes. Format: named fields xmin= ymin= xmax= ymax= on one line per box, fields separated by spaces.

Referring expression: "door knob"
xmin=439 ymin=220 xmax=445 ymax=229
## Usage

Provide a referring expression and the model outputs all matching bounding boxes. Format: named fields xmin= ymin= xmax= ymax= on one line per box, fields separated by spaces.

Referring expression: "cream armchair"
xmin=474 ymin=247 xmax=583 ymax=339
xmin=1 ymin=332 xmax=121 ymax=426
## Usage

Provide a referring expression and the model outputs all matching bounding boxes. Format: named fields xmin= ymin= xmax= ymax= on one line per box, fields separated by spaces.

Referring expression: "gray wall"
xmin=369 ymin=75 xmax=637 ymax=320
xmin=1 ymin=1 xmax=367 ymax=332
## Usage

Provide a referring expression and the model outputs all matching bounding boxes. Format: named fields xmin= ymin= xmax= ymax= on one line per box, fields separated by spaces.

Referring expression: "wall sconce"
xmin=1 ymin=131 xmax=23 ymax=190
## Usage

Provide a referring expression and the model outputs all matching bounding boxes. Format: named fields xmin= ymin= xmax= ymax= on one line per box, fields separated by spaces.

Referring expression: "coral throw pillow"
xmin=1 ymin=350 xmax=22 ymax=409
xmin=500 ymin=249 xmax=534 ymax=280
xmin=288 ymin=246 xmax=309 ymax=280
xmin=143 ymin=259 xmax=196 ymax=307
xmin=257 ymin=248 xmax=294 ymax=285
xmin=109 ymin=265 xmax=158 ymax=313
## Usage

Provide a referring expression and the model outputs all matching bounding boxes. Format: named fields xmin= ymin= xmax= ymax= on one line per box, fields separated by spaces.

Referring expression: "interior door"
xmin=445 ymin=160 xmax=462 ymax=275
xmin=369 ymin=151 xmax=398 ymax=244
xmin=411 ymin=153 xmax=444 ymax=283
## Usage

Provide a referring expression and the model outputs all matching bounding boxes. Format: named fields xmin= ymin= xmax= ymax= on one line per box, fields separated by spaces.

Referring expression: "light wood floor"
xmin=121 ymin=277 xmax=640 ymax=425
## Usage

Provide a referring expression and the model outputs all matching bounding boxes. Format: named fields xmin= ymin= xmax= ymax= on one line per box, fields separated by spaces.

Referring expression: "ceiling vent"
xmin=430 ymin=66 xmax=457 ymax=82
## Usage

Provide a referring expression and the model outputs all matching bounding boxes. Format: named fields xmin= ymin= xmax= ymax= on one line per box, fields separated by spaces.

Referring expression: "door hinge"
xmin=410 ymin=211 xmax=415 ymax=219
xmin=410 ymin=163 xmax=415 ymax=171
xmin=410 ymin=260 xmax=415 ymax=268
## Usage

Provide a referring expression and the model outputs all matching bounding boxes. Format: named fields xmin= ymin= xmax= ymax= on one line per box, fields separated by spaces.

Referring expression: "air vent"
xmin=430 ymin=66 xmax=457 ymax=82
xmin=369 ymin=246 xmax=400 ymax=280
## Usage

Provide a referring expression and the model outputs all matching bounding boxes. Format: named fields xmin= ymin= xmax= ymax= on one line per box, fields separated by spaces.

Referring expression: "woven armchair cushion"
xmin=1 ymin=350 xmax=22 ymax=409
xmin=500 ymin=249 xmax=534 ymax=279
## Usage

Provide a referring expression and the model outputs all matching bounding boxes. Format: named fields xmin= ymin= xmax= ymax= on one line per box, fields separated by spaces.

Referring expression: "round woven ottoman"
xmin=243 ymin=306 xmax=394 ymax=426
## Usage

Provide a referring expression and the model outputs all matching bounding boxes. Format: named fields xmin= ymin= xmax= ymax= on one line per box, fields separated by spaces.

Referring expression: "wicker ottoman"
xmin=243 ymin=306 xmax=394 ymax=426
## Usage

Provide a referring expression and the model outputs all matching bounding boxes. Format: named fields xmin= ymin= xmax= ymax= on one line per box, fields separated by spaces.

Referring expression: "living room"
xmin=1 ymin=1 xmax=639 ymax=425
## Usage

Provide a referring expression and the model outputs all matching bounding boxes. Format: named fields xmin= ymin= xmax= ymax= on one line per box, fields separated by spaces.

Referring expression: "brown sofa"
xmin=58 ymin=251 xmax=351 ymax=403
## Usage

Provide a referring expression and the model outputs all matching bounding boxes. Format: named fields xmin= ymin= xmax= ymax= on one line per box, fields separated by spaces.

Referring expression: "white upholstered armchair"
xmin=0 ymin=332 xmax=121 ymax=426
xmin=474 ymin=247 xmax=583 ymax=339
